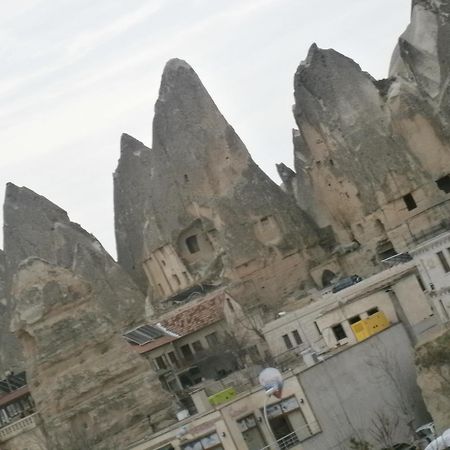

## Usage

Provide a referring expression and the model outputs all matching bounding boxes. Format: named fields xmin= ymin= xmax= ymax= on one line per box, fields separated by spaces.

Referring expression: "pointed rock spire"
xmin=4 ymin=183 xmax=146 ymax=328
xmin=115 ymin=59 xmax=323 ymax=306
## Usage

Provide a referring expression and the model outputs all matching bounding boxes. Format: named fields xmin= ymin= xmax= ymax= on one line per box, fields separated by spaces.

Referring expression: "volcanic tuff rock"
xmin=114 ymin=134 xmax=154 ymax=293
xmin=0 ymin=249 xmax=24 ymax=373
xmin=415 ymin=329 xmax=450 ymax=433
xmin=115 ymin=59 xmax=324 ymax=303
xmin=284 ymin=0 xmax=450 ymax=257
xmin=4 ymin=183 xmax=147 ymax=327
xmin=11 ymin=258 xmax=173 ymax=449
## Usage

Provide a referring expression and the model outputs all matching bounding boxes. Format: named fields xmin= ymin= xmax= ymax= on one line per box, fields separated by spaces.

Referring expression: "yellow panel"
xmin=365 ymin=311 xmax=390 ymax=336
xmin=208 ymin=387 xmax=237 ymax=406
xmin=351 ymin=321 xmax=370 ymax=342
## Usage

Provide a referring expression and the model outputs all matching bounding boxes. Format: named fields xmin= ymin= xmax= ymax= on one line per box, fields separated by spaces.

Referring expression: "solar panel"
xmin=0 ymin=371 xmax=27 ymax=394
xmin=123 ymin=324 xmax=167 ymax=345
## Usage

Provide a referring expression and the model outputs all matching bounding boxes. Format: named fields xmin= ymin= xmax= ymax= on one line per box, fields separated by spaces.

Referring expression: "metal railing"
xmin=258 ymin=422 xmax=319 ymax=450
xmin=0 ymin=413 xmax=38 ymax=442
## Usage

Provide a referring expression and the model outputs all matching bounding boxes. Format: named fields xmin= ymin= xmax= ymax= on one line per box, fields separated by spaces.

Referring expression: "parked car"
xmin=331 ymin=275 xmax=363 ymax=293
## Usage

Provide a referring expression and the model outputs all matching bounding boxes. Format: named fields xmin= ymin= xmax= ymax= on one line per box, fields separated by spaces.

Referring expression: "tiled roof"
xmin=159 ymin=291 xmax=226 ymax=336
xmin=0 ymin=386 xmax=30 ymax=407
xmin=133 ymin=335 xmax=177 ymax=354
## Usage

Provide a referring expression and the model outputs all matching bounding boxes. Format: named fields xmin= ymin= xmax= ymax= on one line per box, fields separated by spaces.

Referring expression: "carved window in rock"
xmin=436 ymin=175 xmax=450 ymax=193
xmin=186 ymin=235 xmax=200 ymax=254
xmin=403 ymin=193 xmax=417 ymax=211
xmin=254 ymin=215 xmax=282 ymax=245
xmin=367 ymin=307 xmax=379 ymax=316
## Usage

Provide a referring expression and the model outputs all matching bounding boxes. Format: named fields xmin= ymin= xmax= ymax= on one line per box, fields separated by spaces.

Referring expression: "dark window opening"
xmin=172 ymin=274 xmax=180 ymax=286
xmin=416 ymin=275 xmax=426 ymax=292
xmin=205 ymin=332 xmax=219 ymax=347
xmin=155 ymin=356 xmax=167 ymax=370
xmin=332 ymin=323 xmax=347 ymax=341
xmin=180 ymin=344 xmax=194 ymax=360
xmin=314 ymin=321 xmax=322 ymax=336
xmin=168 ymin=351 xmax=179 ymax=368
xmin=186 ymin=235 xmax=200 ymax=254
xmin=437 ymin=251 xmax=450 ymax=273
xmin=292 ymin=330 xmax=303 ymax=345
xmin=367 ymin=307 xmax=379 ymax=316
xmin=321 ymin=269 xmax=336 ymax=287
xmin=184 ymin=174 xmax=189 ymax=182
xmin=348 ymin=315 xmax=361 ymax=325
xmin=377 ymin=239 xmax=397 ymax=260
xmin=436 ymin=175 xmax=450 ymax=193
xmin=260 ymin=216 xmax=270 ymax=225
xmin=161 ymin=259 xmax=166 ymax=266
xmin=403 ymin=193 xmax=417 ymax=211
xmin=282 ymin=334 xmax=293 ymax=350
xmin=226 ymin=298 xmax=234 ymax=312
xmin=192 ymin=341 xmax=203 ymax=353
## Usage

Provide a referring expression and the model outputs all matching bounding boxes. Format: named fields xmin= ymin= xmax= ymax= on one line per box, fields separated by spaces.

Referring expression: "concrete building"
xmin=410 ymin=231 xmax=450 ymax=323
xmin=263 ymin=261 xmax=438 ymax=364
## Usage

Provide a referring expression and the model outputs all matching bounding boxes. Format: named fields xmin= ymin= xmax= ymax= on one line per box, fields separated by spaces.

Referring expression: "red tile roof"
xmin=0 ymin=386 xmax=30 ymax=407
xmin=132 ymin=335 xmax=177 ymax=354
xmin=159 ymin=291 xmax=226 ymax=337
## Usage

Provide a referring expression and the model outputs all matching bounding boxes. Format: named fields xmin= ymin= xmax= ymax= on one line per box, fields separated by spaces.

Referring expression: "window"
xmin=226 ymin=298 xmax=234 ymax=312
xmin=205 ymin=332 xmax=219 ymax=347
xmin=167 ymin=351 xmax=179 ymax=368
xmin=181 ymin=432 xmax=223 ymax=450
xmin=180 ymin=344 xmax=194 ymax=360
xmin=282 ymin=334 xmax=293 ymax=349
xmin=403 ymin=193 xmax=417 ymax=211
xmin=154 ymin=356 xmax=167 ymax=370
xmin=237 ymin=415 xmax=266 ymax=450
xmin=367 ymin=307 xmax=379 ymax=316
xmin=331 ymin=323 xmax=347 ymax=341
xmin=192 ymin=340 xmax=203 ymax=353
xmin=172 ymin=274 xmax=181 ymax=286
xmin=436 ymin=175 xmax=450 ymax=193
xmin=186 ymin=235 xmax=200 ymax=254
xmin=437 ymin=251 xmax=450 ymax=273
xmin=416 ymin=275 xmax=426 ymax=292
xmin=348 ymin=315 xmax=361 ymax=325
xmin=314 ymin=321 xmax=322 ymax=336
xmin=292 ymin=330 xmax=303 ymax=345
xmin=264 ymin=397 xmax=312 ymax=444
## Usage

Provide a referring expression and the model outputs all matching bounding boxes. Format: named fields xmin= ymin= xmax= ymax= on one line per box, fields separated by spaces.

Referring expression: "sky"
xmin=0 ymin=0 xmax=411 ymax=257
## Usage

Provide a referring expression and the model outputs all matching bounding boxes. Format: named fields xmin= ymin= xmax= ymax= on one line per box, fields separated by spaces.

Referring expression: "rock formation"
xmin=282 ymin=0 xmax=450 ymax=270
xmin=415 ymin=329 xmax=450 ymax=434
xmin=11 ymin=258 xmax=173 ymax=449
xmin=0 ymin=249 xmax=24 ymax=373
xmin=4 ymin=183 xmax=147 ymax=327
xmin=114 ymin=59 xmax=325 ymax=308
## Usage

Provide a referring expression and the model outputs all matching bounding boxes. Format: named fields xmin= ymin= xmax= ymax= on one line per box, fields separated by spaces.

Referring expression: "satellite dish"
xmin=259 ymin=367 xmax=283 ymax=399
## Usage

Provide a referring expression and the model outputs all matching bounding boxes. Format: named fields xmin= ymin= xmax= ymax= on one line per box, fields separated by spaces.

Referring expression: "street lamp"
xmin=259 ymin=368 xmax=283 ymax=450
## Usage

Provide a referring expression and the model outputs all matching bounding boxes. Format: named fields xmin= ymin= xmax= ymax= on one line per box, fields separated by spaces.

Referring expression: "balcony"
xmin=0 ymin=413 xmax=39 ymax=442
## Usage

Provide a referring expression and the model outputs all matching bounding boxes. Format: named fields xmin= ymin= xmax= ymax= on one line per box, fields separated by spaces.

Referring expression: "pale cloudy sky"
xmin=0 ymin=0 xmax=411 ymax=256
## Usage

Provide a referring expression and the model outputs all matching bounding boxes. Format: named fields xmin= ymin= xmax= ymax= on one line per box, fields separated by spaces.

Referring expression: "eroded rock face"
xmin=4 ymin=183 xmax=147 ymax=327
xmin=415 ymin=329 xmax=450 ymax=433
xmin=0 ymin=249 xmax=24 ymax=373
xmin=114 ymin=134 xmax=153 ymax=293
xmin=115 ymin=59 xmax=324 ymax=306
xmin=11 ymin=258 xmax=174 ymax=450
xmin=286 ymin=0 xmax=450 ymax=262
